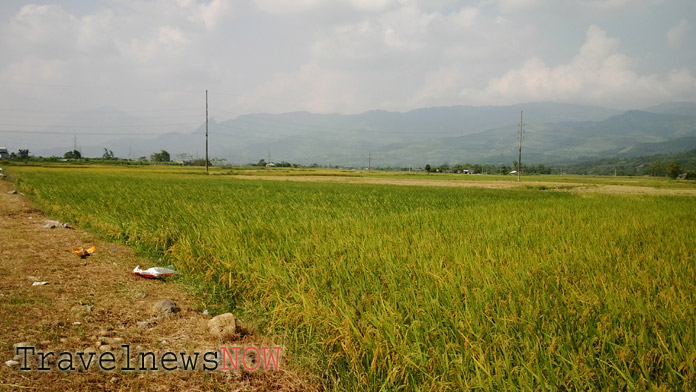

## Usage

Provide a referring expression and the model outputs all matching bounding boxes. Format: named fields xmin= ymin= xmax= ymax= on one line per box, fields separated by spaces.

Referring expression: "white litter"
xmin=133 ymin=265 xmax=178 ymax=279
xmin=32 ymin=281 xmax=49 ymax=286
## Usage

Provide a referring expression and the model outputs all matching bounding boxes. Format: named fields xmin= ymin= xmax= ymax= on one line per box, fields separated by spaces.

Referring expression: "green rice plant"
xmin=9 ymin=165 xmax=696 ymax=391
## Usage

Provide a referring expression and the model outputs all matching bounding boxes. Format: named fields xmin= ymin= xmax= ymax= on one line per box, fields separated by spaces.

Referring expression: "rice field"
xmin=8 ymin=165 xmax=696 ymax=390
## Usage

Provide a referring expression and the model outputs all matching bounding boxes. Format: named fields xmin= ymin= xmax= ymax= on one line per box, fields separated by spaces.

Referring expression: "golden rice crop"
xmin=10 ymin=165 xmax=696 ymax=391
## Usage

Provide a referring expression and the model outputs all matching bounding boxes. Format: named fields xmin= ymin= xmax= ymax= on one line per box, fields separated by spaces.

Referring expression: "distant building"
xmin=0 ymin=147 xmax=8 ymax=159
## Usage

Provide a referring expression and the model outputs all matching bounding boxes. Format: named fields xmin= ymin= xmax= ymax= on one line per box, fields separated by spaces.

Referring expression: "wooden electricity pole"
xmin=205 ymin=89 xmax=209 ymax=173
xmin=518 ymin=110 xmax=523 ymax=183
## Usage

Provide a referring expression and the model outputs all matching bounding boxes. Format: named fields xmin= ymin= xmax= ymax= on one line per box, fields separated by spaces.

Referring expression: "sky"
xmin=0 ymin=0 xmax=695 ymax=136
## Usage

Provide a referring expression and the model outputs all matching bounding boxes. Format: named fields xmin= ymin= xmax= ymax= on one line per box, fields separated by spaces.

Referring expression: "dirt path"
xmin=232 ymin=175 xmax=696 ymax=195
xmin=0 ymin=180 xmax=315 ymax=391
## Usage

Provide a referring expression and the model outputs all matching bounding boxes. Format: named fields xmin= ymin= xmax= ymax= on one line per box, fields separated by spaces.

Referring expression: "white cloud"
xmin=492 ymin=0 xmax=662 ymax=13
xmin=478 ymin=25 xmax=696 ymax=107
xmin=0 ymin=0 xmax=693 ymax=126
xmin=176 ymin=0 xmax=232 ymax=29
xmin=252 ymin=0 xmax=323 ymax=15
xmin=234 ymin=2 xmax=537 ymax=113
xmin=667 ymin=19 xmax=693 ymax=47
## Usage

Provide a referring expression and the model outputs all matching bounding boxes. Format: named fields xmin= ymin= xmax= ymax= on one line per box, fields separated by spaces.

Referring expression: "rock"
xmin=5 ymin=360 xmax=20 ymax=367
xmin=43 ymin=223 xmax=57 ymax=229
xmin=8 ymin=190 xmax=17 ymax=194
xmin=104 ymin=337 xmax=124 ymax=346
xmin=137 ymin=321 xmax=149 ymax=328
xmin=98 ymin=345 xmax=111 ymax=352
xmin=152 ymin=299 xmax=180 ymax=315
xmin=39 ymin=340 xmax=50 ymax=346
xmin=207 ymin=313 xmax=237 ymax=339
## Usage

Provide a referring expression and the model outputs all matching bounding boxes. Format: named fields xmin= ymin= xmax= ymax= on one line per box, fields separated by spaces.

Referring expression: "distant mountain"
xmin=611 ymin=137 xmax=696 ymax=157
xmin=11 ymin=102 xmax=696 ymax=167
xmin=643 ymin=102 xmax=696 ymax=116
xmin=194 ymin=102 xmax=622 ymax=166
xmin=371 ymin=110 xmax=696 ymax=166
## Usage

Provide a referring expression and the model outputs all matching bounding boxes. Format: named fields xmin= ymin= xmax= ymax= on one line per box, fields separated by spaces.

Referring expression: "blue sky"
xmin=0 ymin=0 xmax=694 ymax=133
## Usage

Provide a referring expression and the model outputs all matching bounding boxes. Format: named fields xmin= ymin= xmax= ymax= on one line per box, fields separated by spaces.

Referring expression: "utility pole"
xmin=368 ymin=151 xmax=372 ymax=172
xmin=518 ymin=110 xmax=523 ymax=183
xmin=205 ymin=89 xmax=209 ymax=173
xmin=73 ymin=135 xmax=76 ymax=151
xmin=267 ymin=149 xmax=271 ymax=165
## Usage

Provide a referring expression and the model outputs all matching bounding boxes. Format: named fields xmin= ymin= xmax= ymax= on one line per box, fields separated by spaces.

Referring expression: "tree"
xmin=150 ymin=150 xmax=171 ymax=162
xmin=645 ymin=161 xmax=666 ymax=177
xmin=64 ymin=150 xmax=82 ymax=159
xmin=666 ymin=162 xmax=681 ymax=179
xmin=425 ymin=164 xmax=431 ymax=174
xmin=18 ymin=149 xmax=30 ymax=159
xmin=102 ymin=148 xmax=116 ymax=160
xmin=176 ymin=153 xmax=191 ymax=162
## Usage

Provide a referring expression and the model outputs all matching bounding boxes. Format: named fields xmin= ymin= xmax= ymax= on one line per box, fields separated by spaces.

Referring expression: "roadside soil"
xmin=232 ymin=175 xmax=696 ymax=195
xmin=0 ymin=179 xmax=317 ymax=391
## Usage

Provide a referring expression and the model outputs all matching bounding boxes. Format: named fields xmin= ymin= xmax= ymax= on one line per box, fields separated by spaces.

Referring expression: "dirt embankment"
xmin=0 ymin=180 xmax=315 ymax=391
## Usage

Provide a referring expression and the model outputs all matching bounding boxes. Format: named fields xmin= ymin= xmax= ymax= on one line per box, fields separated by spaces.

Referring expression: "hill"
xmin=14 ymin=102 xmax=696 ymax=167
xmin=565 ymin=148 xmax=696 ymax=176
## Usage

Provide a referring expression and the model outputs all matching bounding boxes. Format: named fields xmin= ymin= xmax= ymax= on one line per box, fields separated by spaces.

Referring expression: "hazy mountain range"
xmin=4 ymin=101 xmax=696 ymax=167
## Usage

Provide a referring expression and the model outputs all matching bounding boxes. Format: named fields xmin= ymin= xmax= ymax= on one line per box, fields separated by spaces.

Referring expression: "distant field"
xmin=7 ymin=165 xmax=696 ymax=390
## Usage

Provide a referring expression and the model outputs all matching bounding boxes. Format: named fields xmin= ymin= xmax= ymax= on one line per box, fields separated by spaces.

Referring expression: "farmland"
xmin=7 ymin=165 xmax=696 ymax=390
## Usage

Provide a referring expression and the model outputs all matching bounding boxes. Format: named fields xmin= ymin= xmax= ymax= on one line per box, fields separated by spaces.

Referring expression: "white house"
xmin=0 ymin=147 xmax=8 ymax=159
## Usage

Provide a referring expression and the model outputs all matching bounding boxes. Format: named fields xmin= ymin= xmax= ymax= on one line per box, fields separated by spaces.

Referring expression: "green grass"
xmin=8 ymin=165 xmax=696 ymax=390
